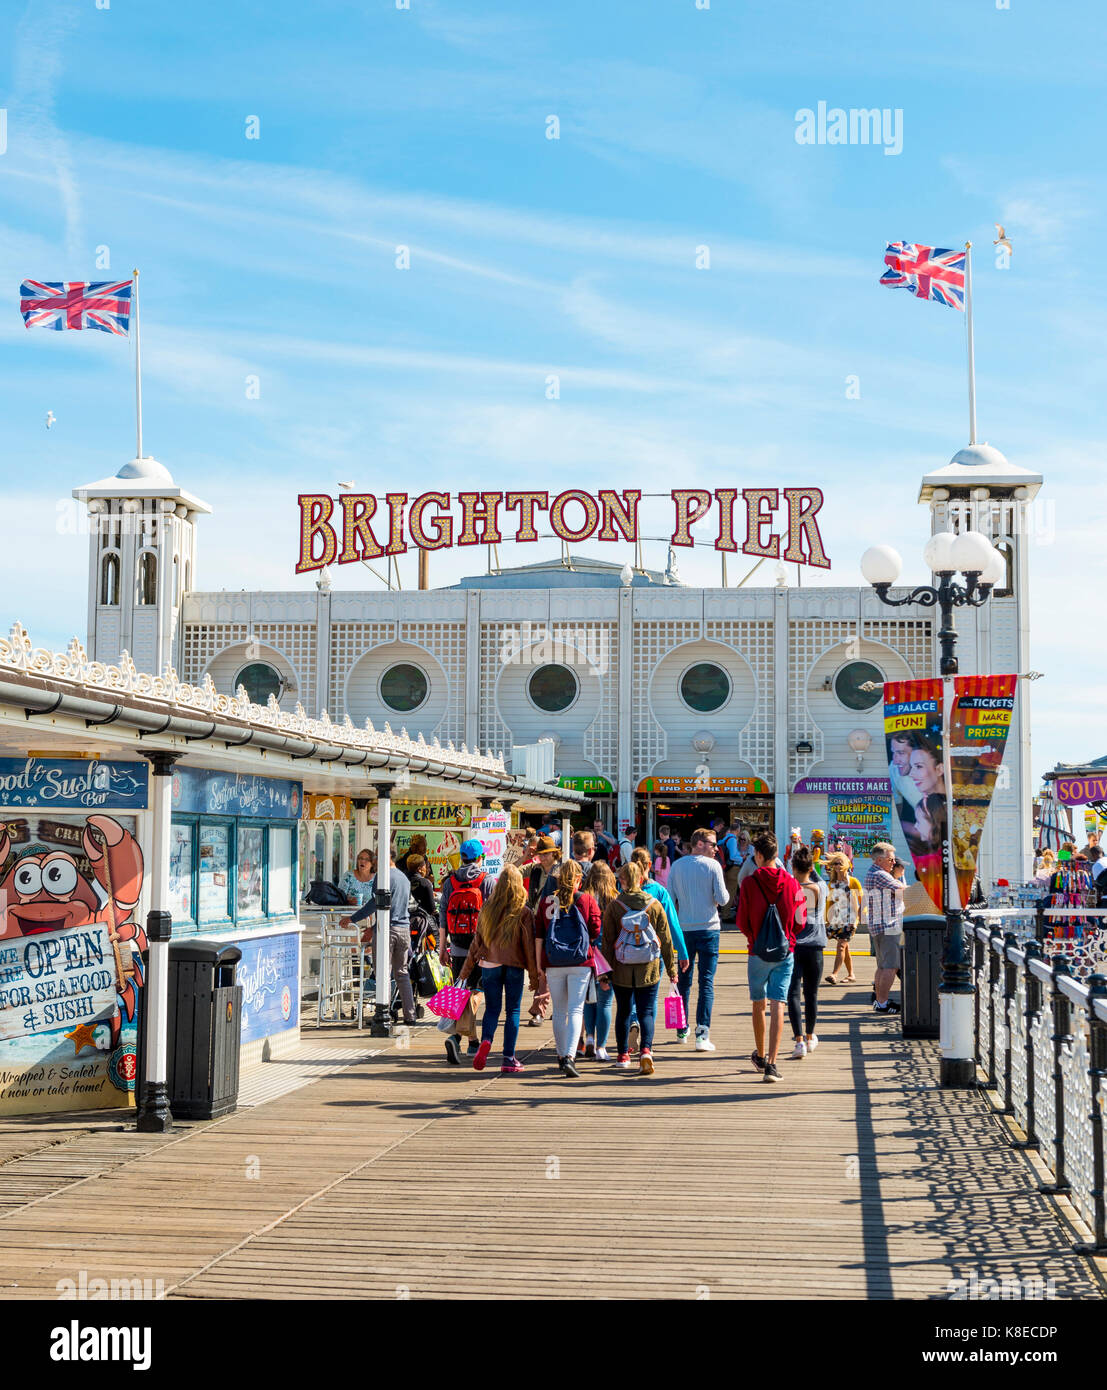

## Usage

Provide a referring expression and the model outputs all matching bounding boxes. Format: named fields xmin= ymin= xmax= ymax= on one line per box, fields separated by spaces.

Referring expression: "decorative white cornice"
xmin=0 ymin=622 xmax=508 ymax=776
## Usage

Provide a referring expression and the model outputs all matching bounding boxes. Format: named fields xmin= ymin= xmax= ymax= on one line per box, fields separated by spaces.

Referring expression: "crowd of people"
xmin=332 ymin=819 xmax=908 ymax=1086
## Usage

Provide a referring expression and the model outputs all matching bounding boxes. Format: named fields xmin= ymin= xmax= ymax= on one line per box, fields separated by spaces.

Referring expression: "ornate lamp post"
xmin=861 ymin=530 xmax=1006 ymax=1087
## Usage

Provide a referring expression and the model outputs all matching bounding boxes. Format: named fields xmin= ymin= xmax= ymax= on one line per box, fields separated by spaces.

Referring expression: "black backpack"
xmin=752 ymin=878 xmax=789 ymax=963
xmin=305 ymin=878 xmax=348 ymax=907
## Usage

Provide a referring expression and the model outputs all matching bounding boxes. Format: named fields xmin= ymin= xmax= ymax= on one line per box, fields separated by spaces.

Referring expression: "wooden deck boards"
xmin=0 ymin=955 xmax=1101 ymax=1300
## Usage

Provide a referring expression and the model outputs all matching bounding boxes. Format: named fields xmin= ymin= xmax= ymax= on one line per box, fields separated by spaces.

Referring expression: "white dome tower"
xmin=74 ymin=456 xmax=211 ymax=675
xmin=918 ymin=442 xmax=1043 ymax=880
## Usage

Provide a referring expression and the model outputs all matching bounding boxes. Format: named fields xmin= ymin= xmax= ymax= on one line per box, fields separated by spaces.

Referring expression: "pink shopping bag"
xmin=664 ymin=988 xmax=687 ymax=1031
xmin=426 ymin=985 xmax=472 ymax=1020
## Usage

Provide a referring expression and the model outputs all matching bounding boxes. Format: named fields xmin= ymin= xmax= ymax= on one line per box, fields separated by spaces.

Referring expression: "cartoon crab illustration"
xmin=0 ymin=814 xmax=146 ymax=1046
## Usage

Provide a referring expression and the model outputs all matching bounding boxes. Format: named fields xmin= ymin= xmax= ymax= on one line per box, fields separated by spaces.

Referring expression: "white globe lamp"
xmin=922 ymin=530 xmax=957 ymax=573
xmin=860 ymin=545 xmax=902 ymax=586
xmin=980 ymin=545 xmax=1006 ymax=587
xmin=949 ymin=529 xmax=995 ymax=574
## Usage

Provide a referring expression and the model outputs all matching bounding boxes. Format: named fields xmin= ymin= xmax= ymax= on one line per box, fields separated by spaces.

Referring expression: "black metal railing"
xmin=969 ymin=909 xmax=1107 ymax=1255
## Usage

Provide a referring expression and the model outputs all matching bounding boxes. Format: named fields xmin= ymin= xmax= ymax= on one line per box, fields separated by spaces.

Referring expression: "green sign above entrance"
xmin=556 ymin=775 xmax=614 ymax=795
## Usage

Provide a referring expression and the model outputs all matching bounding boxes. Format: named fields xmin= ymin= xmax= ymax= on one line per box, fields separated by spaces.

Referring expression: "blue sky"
xmin=1 ymin=0 xmax=1104 ymax=781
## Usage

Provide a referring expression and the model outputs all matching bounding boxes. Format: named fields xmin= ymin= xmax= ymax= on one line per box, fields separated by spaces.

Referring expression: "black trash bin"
xmin=901 ymin=915 xmax=945 ymax=1039
xmin=137 ymin=941 xmax=243 ymax=1119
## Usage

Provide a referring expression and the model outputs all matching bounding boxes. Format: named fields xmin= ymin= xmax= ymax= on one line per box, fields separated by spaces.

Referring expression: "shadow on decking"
xmin=848 ymin=1021 xmax=1103 ymax=1300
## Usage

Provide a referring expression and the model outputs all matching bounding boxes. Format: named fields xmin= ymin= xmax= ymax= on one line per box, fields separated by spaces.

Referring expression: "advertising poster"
xmin=827 ymin=795 xmax=893 ymax=858
xmin=471 ymin=810 xmax=509 ymax=878
xmin=884 ymin=678 xmax=945 ymax=912
xmin=949 ymin=674 xmax=1017 ymax=907
xmin=0 ymin=813 xmax=143 ymax=1114
xmin=237 ymin=932 xmax=300 ymax=1044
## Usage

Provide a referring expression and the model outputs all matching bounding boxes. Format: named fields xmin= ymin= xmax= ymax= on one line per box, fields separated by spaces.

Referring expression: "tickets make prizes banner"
xmin=948 ymin=674 xmax=1016 ymax=907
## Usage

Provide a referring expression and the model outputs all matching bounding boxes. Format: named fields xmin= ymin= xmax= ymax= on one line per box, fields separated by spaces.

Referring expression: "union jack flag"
xmin=880 ymin=243 xmax=965 ymax=311
xmin=19 ymin=279 xmax=133 ymax=335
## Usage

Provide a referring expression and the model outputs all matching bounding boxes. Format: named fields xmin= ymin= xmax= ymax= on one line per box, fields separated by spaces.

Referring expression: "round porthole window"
xmin=527 ymin=664 xmax=578 ymax=713
xmin=380 ymin=663 xmax=429 ymax=713
xmin=679 ymin=662 xmax=731 ymax=714
xmin=235 ymin=662 xmax=283 ymax=704
xmin=834 ymin=660 xmax=884 ymax=711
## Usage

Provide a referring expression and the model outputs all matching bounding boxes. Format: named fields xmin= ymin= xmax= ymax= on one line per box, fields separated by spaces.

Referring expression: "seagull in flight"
xmin=45 ymin=411 xmax=55 ymax=429
xmin=993 ymin=224 xmax=1013 ymax=255
xmin=338 ymin=481 xmax=355 ymax=490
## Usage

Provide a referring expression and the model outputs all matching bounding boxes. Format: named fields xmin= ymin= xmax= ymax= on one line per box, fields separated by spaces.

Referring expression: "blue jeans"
xmin=677 ymin=929 xmax=720 ymax=1030
xmin=583 ymin=977 xmax=614 ymax=1048
xmin=614 ymin=983 xmax=659 ymax=1054
xmin=480 ymin=964 xmax=525 ymax=1058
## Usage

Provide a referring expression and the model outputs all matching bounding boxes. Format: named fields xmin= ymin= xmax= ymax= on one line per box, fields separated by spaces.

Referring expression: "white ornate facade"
xmin=77 ymin=443 xmax=1041 ymax=881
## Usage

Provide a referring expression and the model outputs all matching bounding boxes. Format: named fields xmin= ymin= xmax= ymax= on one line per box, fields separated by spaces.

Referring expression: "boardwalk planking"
xmin=0 ymin=955 xmax=1101 ymax=1300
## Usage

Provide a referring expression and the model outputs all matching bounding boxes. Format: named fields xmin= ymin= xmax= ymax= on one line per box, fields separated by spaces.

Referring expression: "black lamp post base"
xmin=134 ymin=1081 xmax=174 ymax=1133
xmin=940 ymin=1056 xmax=976 ymax=1088
xmin=369 ymin=1005 xmax=393 ymax=1038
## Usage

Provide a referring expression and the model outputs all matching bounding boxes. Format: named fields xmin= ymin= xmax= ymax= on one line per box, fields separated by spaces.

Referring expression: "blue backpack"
xmin=752 ymin=878 xmax=790 ymax=963
xmin=544 ymin=895 xmax=591 ymax=966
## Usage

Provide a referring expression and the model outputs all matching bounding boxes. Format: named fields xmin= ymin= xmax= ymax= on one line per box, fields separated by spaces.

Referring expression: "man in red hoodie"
xmin=737 ymin=831 xmax=806 ymax=1083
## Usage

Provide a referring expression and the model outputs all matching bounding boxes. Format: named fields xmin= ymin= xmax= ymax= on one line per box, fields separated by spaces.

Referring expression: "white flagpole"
xmin=964 ymin=241 xmax=977 ymax=445
xmin=133 ymin=267 xmax=143 ymax=460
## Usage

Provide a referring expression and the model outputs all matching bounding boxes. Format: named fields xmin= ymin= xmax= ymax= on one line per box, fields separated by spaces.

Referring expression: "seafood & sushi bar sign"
xmin=0 ymin=757 xmax=147 ymax=811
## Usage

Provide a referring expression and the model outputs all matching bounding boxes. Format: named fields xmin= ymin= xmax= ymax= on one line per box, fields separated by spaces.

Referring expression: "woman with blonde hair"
xmin=824 ymin=851 xmax=865 ymax=985
xmin=600 ymin=860 xmax=678 ymax=1075
xmin=581 ymin=860 xmax=618 ymax=1061
xmin=457 ymin=864 xmax=540 ymax=1075
xmin=534 ymin=859 xmax=603 ymax=1078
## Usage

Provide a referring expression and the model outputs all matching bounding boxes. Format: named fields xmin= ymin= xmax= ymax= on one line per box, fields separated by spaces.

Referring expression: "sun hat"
xmin=459 ymin=838 xmax=484 ymax=861
xmin=533 ymin=835 xmax=558 ymax=854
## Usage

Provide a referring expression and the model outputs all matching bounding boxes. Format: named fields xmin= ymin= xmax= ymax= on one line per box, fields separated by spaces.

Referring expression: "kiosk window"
xmin=198 ymin=823 xmax=231 ymax=922
xmin=237 ymin=825 xmax=265 ymax=919
xmin=268 ymin=827 xmax=293 ymax=915
xmin=169 ymin=822 xmax=194 ymax=923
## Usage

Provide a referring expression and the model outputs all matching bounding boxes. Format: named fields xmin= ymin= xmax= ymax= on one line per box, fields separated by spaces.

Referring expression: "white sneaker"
xmin=807 ymin=1035 xmax=819 ymax=1052
xmin=790 ymin=1039 xmax=807 ymax=1060
xmin=694 ymin=1029 xmax=716 ymax=1052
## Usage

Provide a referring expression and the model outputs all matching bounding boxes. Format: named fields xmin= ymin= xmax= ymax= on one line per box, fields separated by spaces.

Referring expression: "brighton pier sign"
xmin=295 ymin=488 xmax=831 ymax=573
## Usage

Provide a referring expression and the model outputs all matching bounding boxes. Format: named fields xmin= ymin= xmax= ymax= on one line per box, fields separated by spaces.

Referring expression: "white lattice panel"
xmin=478 ymin=623 xmax=514 ymax=757
xmin=328 ymin=623 xmax=396 ymax=717
xmin=400 ymin=620 xmax=466 ymax=746
xmin=1031 ymin=1003 xmax=1057 ymax=1174
xmin=632 ymin=620 xmax=700 ymax=781
xmin=705 ymin=619 xmax=773 ymax=783
xmin=1062 ymin=1028 xmax=1097 ymax=1234
xmin=1010 ymin=975 xmax=1028 ymax=1133
xmin=183 ymin=621 xmax=318 ymax=714
xmin=862 ymin=620 xmax=932 ymax=678
xmin=552 ymin=621 xmax=617 ymax=776
xmin=789 ymin=620 xmax=853 ymax=784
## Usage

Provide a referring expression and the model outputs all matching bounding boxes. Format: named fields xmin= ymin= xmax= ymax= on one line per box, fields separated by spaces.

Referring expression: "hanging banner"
xmin=949 ymin=674 xmax=1017 ymax=907
xmin=303 ymin=794 xmax=351 ymax=822
xmin=1054 ymin=775 xmax=1107 ymax=807
xmin=884 ymin=679 xmax=944 ymax=912
xmin=827 ymin=795 xmax=893 ymax=858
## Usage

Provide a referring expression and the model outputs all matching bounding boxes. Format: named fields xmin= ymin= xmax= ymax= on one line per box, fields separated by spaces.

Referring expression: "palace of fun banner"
xmin=949 ymin=674 xmax=1017 ymax=907
xmin=884 ymin=679 xmax=945 ymax=912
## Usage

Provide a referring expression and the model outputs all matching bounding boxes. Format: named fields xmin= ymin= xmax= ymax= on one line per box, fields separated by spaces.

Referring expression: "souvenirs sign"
xmin=297 ymin=488 xmax=830 ymax=573
xmin=1054 ymin=775 xmax=1107 ymax=807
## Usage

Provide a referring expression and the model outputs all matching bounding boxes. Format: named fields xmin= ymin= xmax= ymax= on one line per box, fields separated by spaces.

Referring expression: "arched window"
xmin=235 ymin=662 xmax=284 ymax=704
xmin=99 ymin=553 xmax=120 ymax=606
xmin=137 ymin=552 xmax=157 ymax=606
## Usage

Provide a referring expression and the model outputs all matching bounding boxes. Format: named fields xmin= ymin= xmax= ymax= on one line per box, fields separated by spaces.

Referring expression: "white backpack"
xmin=614 ymin=907 xmax=660 ymax=965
